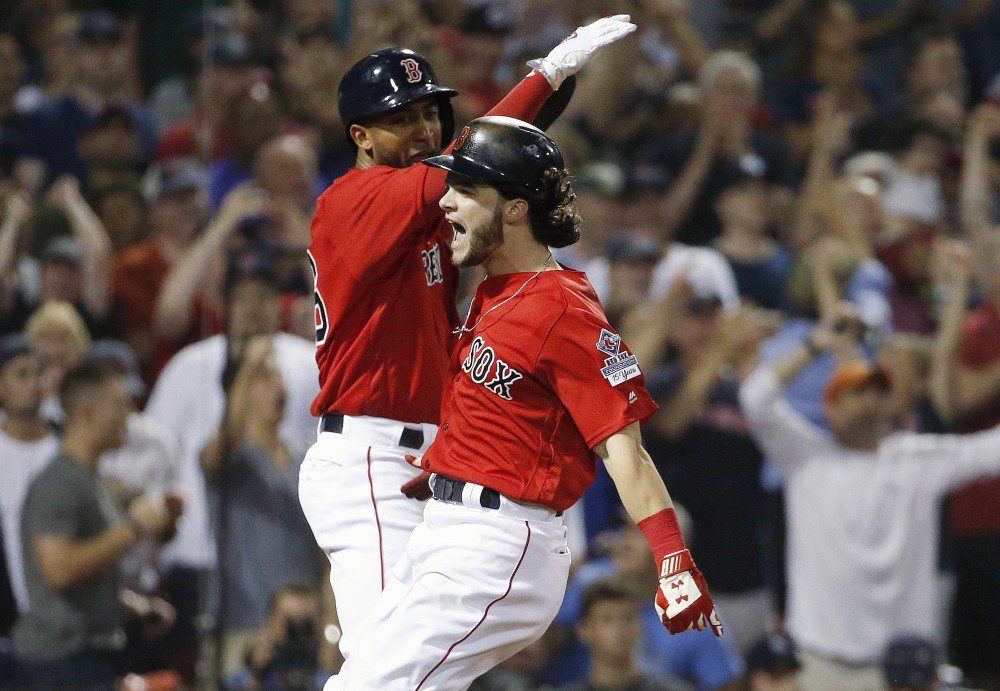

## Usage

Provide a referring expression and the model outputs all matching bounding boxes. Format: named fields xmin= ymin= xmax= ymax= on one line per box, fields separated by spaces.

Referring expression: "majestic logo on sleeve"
xmin=596 ymin=328 xmax=641 ymax=386
xmin=461 ymin=336 xmax=523 ymax=401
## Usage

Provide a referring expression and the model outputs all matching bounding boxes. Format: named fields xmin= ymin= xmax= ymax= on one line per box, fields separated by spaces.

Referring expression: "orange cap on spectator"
xmin=823 ymin=360 xmax=892 ymax=405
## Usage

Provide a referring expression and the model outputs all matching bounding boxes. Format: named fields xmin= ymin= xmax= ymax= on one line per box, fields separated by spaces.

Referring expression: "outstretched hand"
xmin=528 ymin=15 xmax=637 ymax=89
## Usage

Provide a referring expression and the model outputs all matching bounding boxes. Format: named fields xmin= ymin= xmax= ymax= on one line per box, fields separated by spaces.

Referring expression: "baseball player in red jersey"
xmin=327 ymin=117 xmax=723 ymax=689
xmin=298 ymin=17 xmax=638 ymax=664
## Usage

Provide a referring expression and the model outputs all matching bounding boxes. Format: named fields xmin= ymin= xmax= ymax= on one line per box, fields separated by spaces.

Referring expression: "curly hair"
xmin=497 ymin=167 xmax=581 ymax=249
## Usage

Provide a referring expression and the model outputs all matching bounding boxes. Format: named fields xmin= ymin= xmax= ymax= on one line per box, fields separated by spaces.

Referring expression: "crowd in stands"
xmin=1 ymin=0 xmax=1000 ymax=689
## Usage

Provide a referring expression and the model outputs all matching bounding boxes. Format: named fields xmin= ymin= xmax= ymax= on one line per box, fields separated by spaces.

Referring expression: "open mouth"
xmin=449 ymin=220 xmax=466 ymax=246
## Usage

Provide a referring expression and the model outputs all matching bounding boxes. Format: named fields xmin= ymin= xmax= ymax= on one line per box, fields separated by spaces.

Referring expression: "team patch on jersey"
xmin=596 ymin=329 xmax=621 ymax=356
xmin=596 ymin=329 xmax=641 ymax=386
xmin=461 ymin=336 xmax=524 ymax=400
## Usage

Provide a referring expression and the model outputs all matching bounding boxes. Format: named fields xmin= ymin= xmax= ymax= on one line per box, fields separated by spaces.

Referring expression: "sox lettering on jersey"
xmin=461 ymin=336 xmax=524 ymax=401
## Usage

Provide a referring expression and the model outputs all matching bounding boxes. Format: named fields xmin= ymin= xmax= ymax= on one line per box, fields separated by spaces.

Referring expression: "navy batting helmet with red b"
xmin=338 ymin=48 xmax=458 ymax=147
xmin=423 ymin=116 xmax=565 ymax=202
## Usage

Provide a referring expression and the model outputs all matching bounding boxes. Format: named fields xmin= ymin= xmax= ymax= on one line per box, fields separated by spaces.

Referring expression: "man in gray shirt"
xmin=14 ymin=357 xmax=172 ymax=687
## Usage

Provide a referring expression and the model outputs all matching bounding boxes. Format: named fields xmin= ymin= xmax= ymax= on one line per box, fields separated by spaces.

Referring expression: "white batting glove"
xmin=527 ymin=14 xmax=637 ymax=89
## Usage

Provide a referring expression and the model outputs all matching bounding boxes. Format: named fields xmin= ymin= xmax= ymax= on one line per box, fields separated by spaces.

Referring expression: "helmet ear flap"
xmin=439 ymin=97 xmax=455 ymax=145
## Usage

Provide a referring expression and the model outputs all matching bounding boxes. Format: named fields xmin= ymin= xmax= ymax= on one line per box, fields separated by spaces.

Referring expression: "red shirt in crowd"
xmin=111 ymin=240 xmax=222 ymax=384
xmin=949 ymin=300 xmax=1000 ymax=535
xmin=307 ymin=71 xmax=554 ymax=424
xmin=422 ymin=269 xmax=658 ymax=511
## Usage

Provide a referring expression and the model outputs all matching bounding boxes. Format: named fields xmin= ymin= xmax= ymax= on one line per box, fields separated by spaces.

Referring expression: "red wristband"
xmin=637 ymin=508 xmax=684 ymax=564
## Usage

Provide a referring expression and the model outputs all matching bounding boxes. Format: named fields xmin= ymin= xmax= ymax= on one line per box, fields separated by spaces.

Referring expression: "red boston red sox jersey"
xmin=422 ymin=268 xmax=659 ymax=511
xmin=307 ymin=164 xmax=459 ymax=423
xmin=307 ymin=71 xmax=555 ymax=425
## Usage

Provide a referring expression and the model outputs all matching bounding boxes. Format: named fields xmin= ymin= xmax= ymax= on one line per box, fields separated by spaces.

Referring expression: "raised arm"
xmin=0 ymin=193 xmax=31 ymax=311
xmin=595 ymin=421 xmax=722 ymax=637
xmin=48 ymin=176 xmax=114 ymax=320
xmin=646 ymin=0 xmax=710 ymax=76
xmin=657 ymin=100 xmax=723 ymax=241
xmin=961 ymin=104 xmax=1000 ymax=245
xmin=421 ymin=15 xmax=638 ymax=206
xmin=153 ymin=185 xmax=259 ymax=341
xmin=928 ymin=240 xmax=972 ymax=423
xmin=740 ymin=307 xmax=856 ymax=471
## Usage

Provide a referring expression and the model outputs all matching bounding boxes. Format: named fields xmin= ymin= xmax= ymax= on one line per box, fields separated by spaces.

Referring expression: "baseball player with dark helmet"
xmin=298 ymin=17 xmax=638 ymax=669
xmin=327 ymin=116 xmax=722 ymax=689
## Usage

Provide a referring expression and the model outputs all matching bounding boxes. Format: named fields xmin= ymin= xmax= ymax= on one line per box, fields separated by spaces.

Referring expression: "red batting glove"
xmin=654 ymin=549 xmax=723 ymax=637
xmin=401 ymin=471 xmax=433 ymax=501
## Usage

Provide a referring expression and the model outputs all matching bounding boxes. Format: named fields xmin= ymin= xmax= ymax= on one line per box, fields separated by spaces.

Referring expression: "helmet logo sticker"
xmin=455 ymin=126 xmax=470 ymax=150
xmin=400 ymin=58 xmax=423 ymax=83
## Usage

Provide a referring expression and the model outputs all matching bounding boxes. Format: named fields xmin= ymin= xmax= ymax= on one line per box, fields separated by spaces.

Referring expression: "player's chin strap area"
xmin=429 ymin=473 xmax=564 ymax=520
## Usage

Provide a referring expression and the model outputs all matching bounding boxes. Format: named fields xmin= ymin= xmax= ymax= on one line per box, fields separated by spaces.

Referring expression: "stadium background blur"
xmin=0 ymin=0 xmax=999 ymax=689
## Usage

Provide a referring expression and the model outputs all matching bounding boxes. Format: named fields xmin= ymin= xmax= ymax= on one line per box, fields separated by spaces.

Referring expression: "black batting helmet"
xmin=338 ymin=48 xmax=458 ymax=147
xmin=422 ymin=116 xmax=565 ymax=202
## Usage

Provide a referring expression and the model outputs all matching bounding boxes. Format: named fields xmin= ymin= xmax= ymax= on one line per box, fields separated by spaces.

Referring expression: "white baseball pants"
xmin=298 ymin=416 xmax=437 ymax=659
xmin=326 ymin=485 xmax=572 ymax=690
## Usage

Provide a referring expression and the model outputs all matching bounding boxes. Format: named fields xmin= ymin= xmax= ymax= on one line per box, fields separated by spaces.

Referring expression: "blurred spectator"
xmin=744 ymin=633 xmax=799 ymax=691
xmin=765 ymin=0 xmax=894 ymax=135
xmin=883 ymin=635 xmax=938 ymax=691
xmin=550 ymin=520 xmax=744 ymax=689
xmin=154 ymin=138 xmax=317 ymax=350
xmin=156 ymin=32 xmax=259 ymax=163
xmin=91 ymin=181 xmax=148 ymax=252
xmin=899 ymin=32 xmax=967 ymax=138
xmin=552 ymin=161 xmax=628 ymax=300
xmin=940 ymin=107 xmax=1000 ymax=688
xmin=77 ymin=106 xmax=146 ymax=192
xmin=561 ymin=578 xmax=689 ymax=691
xmin=711 ymin=158 xmax=790 ymax=310
xmin=878 ymin=332 xmax=940 ymax=433
xmin=740 ymin=306 xmax=1000 ymax=689
xmin=640 ymin=50 xmax=794 ymax=246
xmin=111 ymin=161 xmax=211 ymax=381
xmin=200 ymin=335 xmax=322 ymax=678
xmin=24 ymin=300 xmax=90 ymax=424
xmin=23 ymin=10 xmax=156 ymax=183
xmin=0 ymin=178 xmax=113 ymax=338
xmin=149 ymin=19 xmax=246 ymax=133
xmin=0 ymin=334 xmax=57 ymax=635
xmin=225 ymin=583 xmax=328 ymax=690
xmin=208 ymin=81 xmax=283 ymax=210
xmin=13 ymin=356 xmax=175 ymax=686
xmin=0 ymin=32 xmax=42 ymax=179
xmin=603 ymin=231 xmax=662 ymax=329
xmin=94 ymin=340 xmax=182 ymax=596
xmin=446 ymin=4 xmax=516 ymax=118
xmin=143 ymin=258 xmax=318 ymax=680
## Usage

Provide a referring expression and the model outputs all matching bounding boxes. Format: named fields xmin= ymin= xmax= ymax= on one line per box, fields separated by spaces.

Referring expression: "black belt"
xmin=320 ymin=413 xmax=425 ymax=450
xmin=431 ymin=475 xmax=502 ymax=509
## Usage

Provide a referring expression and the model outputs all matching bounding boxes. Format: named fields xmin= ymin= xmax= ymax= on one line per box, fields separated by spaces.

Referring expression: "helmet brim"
xmin=422 ymin=152 xmax=511 ymax=186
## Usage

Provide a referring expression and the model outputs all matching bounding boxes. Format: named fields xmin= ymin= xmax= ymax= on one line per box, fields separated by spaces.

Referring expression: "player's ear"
xmin=504 ymin=199 xmax=529 ymax=224
xmin=350 ymin=123 xmax=372 ymax=152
